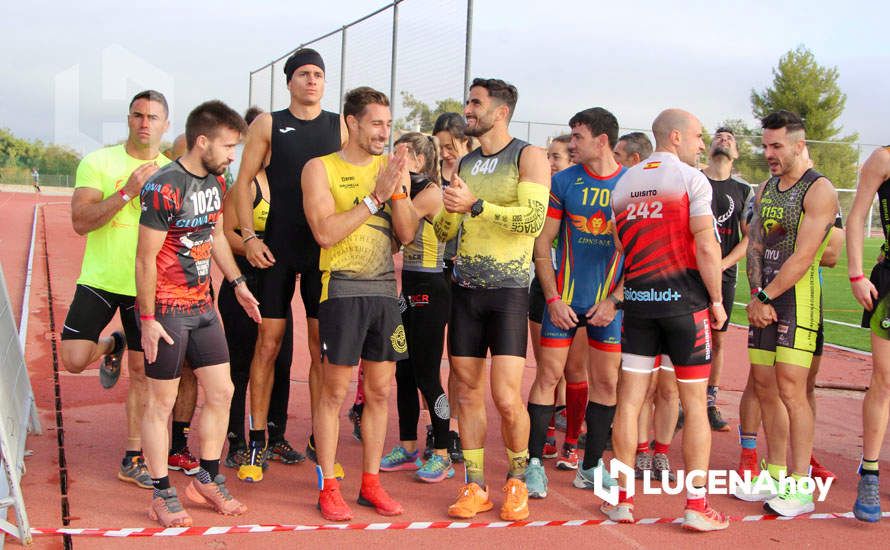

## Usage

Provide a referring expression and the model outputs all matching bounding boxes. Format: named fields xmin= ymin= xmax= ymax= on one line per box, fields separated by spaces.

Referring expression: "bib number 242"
xmin=625 ymin=200 xmax=663 ymax=221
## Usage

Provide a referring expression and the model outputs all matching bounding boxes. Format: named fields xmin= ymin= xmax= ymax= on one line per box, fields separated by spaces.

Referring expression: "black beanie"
xmin=284 ymin=48 xmax=325 ymax=82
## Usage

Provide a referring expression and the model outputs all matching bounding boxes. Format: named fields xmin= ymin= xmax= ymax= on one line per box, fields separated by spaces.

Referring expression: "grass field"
xmin=729 ymin=236 xmax=882 ymax=351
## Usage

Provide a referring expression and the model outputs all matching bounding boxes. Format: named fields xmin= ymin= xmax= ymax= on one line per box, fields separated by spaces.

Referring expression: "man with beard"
xmin=435 ymin=78 xmax=550 ymax=521
xmin=137 ymin=100 xmax=259 ymax=527
xmin=701 ymin=127 xmax=753 ymax=431
xmin=303 ymin=87 xmax=418 ymax=521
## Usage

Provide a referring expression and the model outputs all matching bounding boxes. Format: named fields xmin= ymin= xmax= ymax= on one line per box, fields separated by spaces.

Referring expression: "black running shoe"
xmin=100 ymin=331 xmax=126 ymax=389
xmin=348 ymin=404 xmax=363 ymax=441
xmin=707 ymin=406 xmax=730 ymax=432
xmin=423 ymin=424 xmax=434 ymax=461
xmin=448 ymin=430 xmax=463 ymax=463
xmin=268 ymin=439 xmax=306 ymax=464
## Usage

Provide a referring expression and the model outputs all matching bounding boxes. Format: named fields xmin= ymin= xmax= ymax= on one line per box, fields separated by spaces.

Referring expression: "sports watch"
xmin=470 ymin=199 xmax=484 ymax=217
xmin=752 ymin=287 xmax=772 ymax=305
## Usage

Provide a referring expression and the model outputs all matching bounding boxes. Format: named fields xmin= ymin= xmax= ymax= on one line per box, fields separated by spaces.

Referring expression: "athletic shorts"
xmin=61 ymin=284 xmax=142 ymax=351
xmin=715 ymin=278 xmax=736 ymax=332
xmin=540 ymin=303 xmax=621 ymax=352
xmin=862 ymin=262 xmax=890 ymax=339
xmin=813 ymin=323 xmax=825 ymax=357
xmin=143 ymin=308 xmax=229 ymax=380
xmin=528 ymin=276 xmax=545 ymax=324
xmin=318 ymin=296 xmax=408 ymax=366
xmin=449 ymin=285 xmax=528 ymax=358
xmin=620 ymin=309 xmax=712 ymax=382
xmin=748 ymin=284 xmax=821 ymax=368
xmin=258 ymin=226 xmax=322 ymax=320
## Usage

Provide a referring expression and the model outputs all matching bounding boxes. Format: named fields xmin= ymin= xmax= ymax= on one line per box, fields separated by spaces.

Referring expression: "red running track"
xmin=2 ymin=189 xmax=889 ymax=548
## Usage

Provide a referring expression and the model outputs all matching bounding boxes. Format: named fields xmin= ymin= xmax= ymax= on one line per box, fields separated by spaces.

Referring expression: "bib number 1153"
xmin=625 ymin=200 xmax=663 ymax=221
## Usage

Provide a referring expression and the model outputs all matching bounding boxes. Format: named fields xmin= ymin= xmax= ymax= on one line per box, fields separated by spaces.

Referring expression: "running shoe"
xmin=578 ymin=431 xmax=586 ymax=448
xmin=634 ymin=452 xmax=652 ymax=480
xmin=237 ymin=444 xmax=267 ymax=483
xmin=765 ymin=479 xmax=815 ymax=517
xmin=448 ymin=482 xmax=493 ymax=518
xmin=99 ymin=330 xmax=125 ymax=389
xmin=525 ymin=457 xmax=548 ymax=499
xmin=707 ymin=406 xmax=730 ymax=432
xmin=318 ymin=478 xmax=352 ymax=521
xmin=555 ymin=408 xmax=567 ymax=432
xmin=168 ymin=446 xmax=200 ymax=476
xmin=675 ymin=406 xmax=685 ymax=432
xmin=185 ymin=475 xmax=247 ymax=516
xmin=224 ymin=444 xmax=249 ymax=469
xmin=736 ymin=448 xmax=760 ymax=477
xmin=449 ymin=431 xmax=464 ymax=463
xmin=853 ymin=475 xmax=881 ymax=522
xmin=423 ymin=424 xmax=434 ymax=460
xmin=809 ymin=455 xmax=835 ymax=481
xmin=573 ymin=458 xmax=616 ymax=491
xmin=500 ymin=478 xmax=529 ymax=521
xmin=416 ymin=454 xmax=454 ymax=483
xmin=682 ymin=500 xmax=729 ymax=532
xmin=652 ymin=452 xmax=676 ymax=483
xmin=148 ymin=488 xmax=192 ymax=527
xmin=118 ymin=455 xmax=153 ymax=489
xmin=600 ymin=501 xmax=634 ymax=523
xmin=306 ymin=438 xmax=345 ymax=479
xmin=268 ymin=439 xmax=306 ymax=464
xmin=380 ymin=446 xmax=420 ymax=472
xmin=358 ymin=481 xmax=404 ymax=516
xmin=542 ymin=437 xmax=558 ymax=459
xmin=556 ymin=444 xmax=579 ymax=471
xmin=732 ymin=467 xmax=778 ymax=502
xmin=348 ymin=404 xmax=362 ymax=442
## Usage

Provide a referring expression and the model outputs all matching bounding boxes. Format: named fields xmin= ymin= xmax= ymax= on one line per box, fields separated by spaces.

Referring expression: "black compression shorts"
xmin=143 ymin=308 xmax=229 ymax=380
xmin=621 ymin=309 xmax=712 ymax=382
xmin=318 ymin=296 xmax=408 ymax=366
xmin=258 ymin=225 xmax=322 ymax=319
xmin=61 ymin=284 xmax=142 ymax=351
xmin=449 ymin=285 xmax=528 ymax=358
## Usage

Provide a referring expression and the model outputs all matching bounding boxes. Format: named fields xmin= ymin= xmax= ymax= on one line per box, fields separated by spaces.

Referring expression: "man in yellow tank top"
xmin=303 ymin=87 xmax=419 ymax=521
xmin=434 ymin=78 xmax=551 ymax=521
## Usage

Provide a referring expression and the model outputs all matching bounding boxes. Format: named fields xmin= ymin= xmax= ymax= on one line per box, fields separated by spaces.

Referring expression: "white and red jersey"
xmin=611 ymin=152 xmax=712 ymax=318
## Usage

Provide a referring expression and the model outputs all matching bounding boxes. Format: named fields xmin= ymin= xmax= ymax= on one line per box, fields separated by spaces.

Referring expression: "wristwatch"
xmin=606 ymin=294 xmax=623 ymax=309
xmin=470 ymin=199 xmax=484 ymax=217
xmin=230 ymin=275 xmax=247 ymax=289
xmin=754 ymin=288 xmax=772 ymax=305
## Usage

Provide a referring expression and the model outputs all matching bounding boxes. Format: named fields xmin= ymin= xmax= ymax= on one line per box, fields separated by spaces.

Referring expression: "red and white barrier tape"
xmin=30 ymin=511 xmax=889 ymax=538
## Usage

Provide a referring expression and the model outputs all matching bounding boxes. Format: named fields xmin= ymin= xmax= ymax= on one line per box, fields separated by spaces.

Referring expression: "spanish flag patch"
xmin=643 ymin=161 xmax=661 ymax=170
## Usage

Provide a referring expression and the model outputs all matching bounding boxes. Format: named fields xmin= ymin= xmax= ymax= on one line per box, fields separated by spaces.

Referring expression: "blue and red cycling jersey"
xmin=547 ymin=163 xmax=625 ymax=309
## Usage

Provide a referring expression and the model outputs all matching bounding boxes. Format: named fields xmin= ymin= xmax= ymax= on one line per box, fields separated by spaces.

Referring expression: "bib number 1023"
xmin=625 ymin=200 xmax=663 ymax=221
xmin=190 ymin=187 xmax=221 ymax=215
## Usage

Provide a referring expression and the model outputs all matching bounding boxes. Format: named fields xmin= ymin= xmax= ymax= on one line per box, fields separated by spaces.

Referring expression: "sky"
xmin=2 ymin=0 xmax=889 ymax=156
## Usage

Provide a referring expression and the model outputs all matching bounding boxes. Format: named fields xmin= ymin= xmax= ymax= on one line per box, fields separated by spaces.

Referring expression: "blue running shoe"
xmin=380 ymin=446 xmax=420 ymax=472
xmin=416 ymin=454 xmax=454 ymax=483
xmin=854 ymin=475 xmax=881 ymax=522
xmin=526 ymin=458 xmax=548 ymax=498
xmin=573 ymin=458 xmax=616 ymax=491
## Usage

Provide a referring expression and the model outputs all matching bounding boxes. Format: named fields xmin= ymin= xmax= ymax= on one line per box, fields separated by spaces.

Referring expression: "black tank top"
xmin=264 ymin=108 xmax=340 ymax=259
xmin=879 ymin=146 xmax=890 ymax=259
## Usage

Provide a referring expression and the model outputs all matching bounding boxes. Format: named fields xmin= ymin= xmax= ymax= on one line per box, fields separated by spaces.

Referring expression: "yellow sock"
xmin=506 ymin=448 xmax=529 ymax=478
xmin=767 ymin=463 xmax=786 ymax=481
xmin=463 ymin=448 xmax=485 ymax=486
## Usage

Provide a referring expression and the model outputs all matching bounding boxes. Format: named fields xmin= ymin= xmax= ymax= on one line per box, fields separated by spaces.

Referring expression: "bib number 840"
xmin=625 ymin=200 xmax=663 ymax=220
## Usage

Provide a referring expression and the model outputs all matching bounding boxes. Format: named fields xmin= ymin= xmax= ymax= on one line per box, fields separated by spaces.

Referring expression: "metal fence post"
xmin=248 ymin=71 xmax=254 ymax=110
xmin=463 ymin=0 xmax=473 ymax=104
xmin=269 ymin=65 xmax=275 ymax=112
xmin=339 ymin=26 xmax=348 ymax=110
xmin=389 ymin=1 xmax=400 ymax=149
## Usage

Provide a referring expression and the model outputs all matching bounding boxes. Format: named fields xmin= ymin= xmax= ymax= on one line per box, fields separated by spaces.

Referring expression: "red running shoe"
xmin=737 ymin=448 xmax=760 ymax=478
xmin=358 ymin=480 xmax=404 ymax=516
xmin=168 ymin=447 xmax=200 ymax=476
xmin=810 ymin=455 xmax=836 ymax=481
xmin=318 ymin=478 xmax=352 ymax=521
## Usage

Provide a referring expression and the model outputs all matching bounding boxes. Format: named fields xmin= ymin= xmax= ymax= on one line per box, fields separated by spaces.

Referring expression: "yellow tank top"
xmin=317 ymin=152 xmax=396 ymax=302
xmin=236 ymin=178 xmax=270 ymax=235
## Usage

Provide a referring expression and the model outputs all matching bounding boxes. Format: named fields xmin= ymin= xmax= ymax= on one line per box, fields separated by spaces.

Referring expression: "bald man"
xmin=608 ymin=109 xmax=728 ymax=531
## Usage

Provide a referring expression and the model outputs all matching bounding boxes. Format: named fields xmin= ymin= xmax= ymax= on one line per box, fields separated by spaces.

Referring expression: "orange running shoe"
xmin=184 ymin=475 xmax=247 ymax=516
xmin=448 ymin=482 xmax=494 ymax=518
xmin=500 ymin=478 xmax=529 ymax=521
xmin=149 ymin=488 xmax=193 ymax=527
xmin=358 ymin=480 xmax=404 ymax=516
xmin=318 ymin=478 xmax=353 ymax=521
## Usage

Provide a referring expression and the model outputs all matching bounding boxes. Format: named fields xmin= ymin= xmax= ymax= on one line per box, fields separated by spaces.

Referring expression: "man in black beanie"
xmin=233 ymin=48 xmax=347 ymax=482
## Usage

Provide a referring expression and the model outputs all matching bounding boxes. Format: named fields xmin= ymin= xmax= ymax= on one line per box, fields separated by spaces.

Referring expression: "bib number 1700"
xmin=625 ymin=200 xmax=663 ymax=221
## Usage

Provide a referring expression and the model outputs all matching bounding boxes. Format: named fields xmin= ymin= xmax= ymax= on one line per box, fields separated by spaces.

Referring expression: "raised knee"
xmin=60 ymin=346 xmax=87 ymax=374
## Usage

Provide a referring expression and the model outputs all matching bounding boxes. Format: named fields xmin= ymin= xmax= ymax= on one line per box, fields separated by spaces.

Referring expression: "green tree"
xmin=397 ymin=93 xmax=463 ymax=133
xmin=750 ymin=45 xmax=859 ymax=189
xmin=0 ymin=127 xmax=81 ymax=184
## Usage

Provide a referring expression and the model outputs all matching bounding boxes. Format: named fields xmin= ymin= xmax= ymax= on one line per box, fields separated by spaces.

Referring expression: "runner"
xmin=434 ymin=78 xmax=550 ymax=521
xmin=525 ymin=108 xmax=624 ymax=499
xmin=610 ymin=108 xmax=728 ymax=531
xmin=379 ymin=132 xmax=454 ymax=483
xmin=234 ymin=48 xmax=346 ymax=482
xmin=31 ymin=166 xmax=40 ymax=192
xmin=738 ymin=110 xmax=838 ymax=517
xmin=847 ymin=144 xmax=890 ymax=522
xmin=60 ymin=90 xmax=171 ymax=490
xmin=303 ymin=87 xmax=417 ymax=521
xmin=221 ymin=106 xmax=300 ymax=469
xmin=136 ymin=100 xmax=256 ymax=527
xmin=613 ymin=132 xmax=653 ymax=168
xmin=701 ymin=127 xmax=753 ymax=431
xmin=531 ymin=134 xmax=579 ymax=459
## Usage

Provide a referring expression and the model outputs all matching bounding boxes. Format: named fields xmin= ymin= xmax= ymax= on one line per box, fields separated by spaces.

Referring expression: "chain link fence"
xmin=248 ymin=0 xmax=470 ymax=140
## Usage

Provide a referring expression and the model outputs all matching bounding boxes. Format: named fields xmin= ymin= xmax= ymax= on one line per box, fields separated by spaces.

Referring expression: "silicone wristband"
xmin=546 ymin=296 xmax=560 ymax=305
xmin=849 ymin=274 xmax=866 ymax=283
xmin=391 ymin=192 xmax=408 ymax=201
xmin=118 ymin=189 xmax=131 ymax=203
xmin=139 ymin=314 xmax=155 ymax=321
